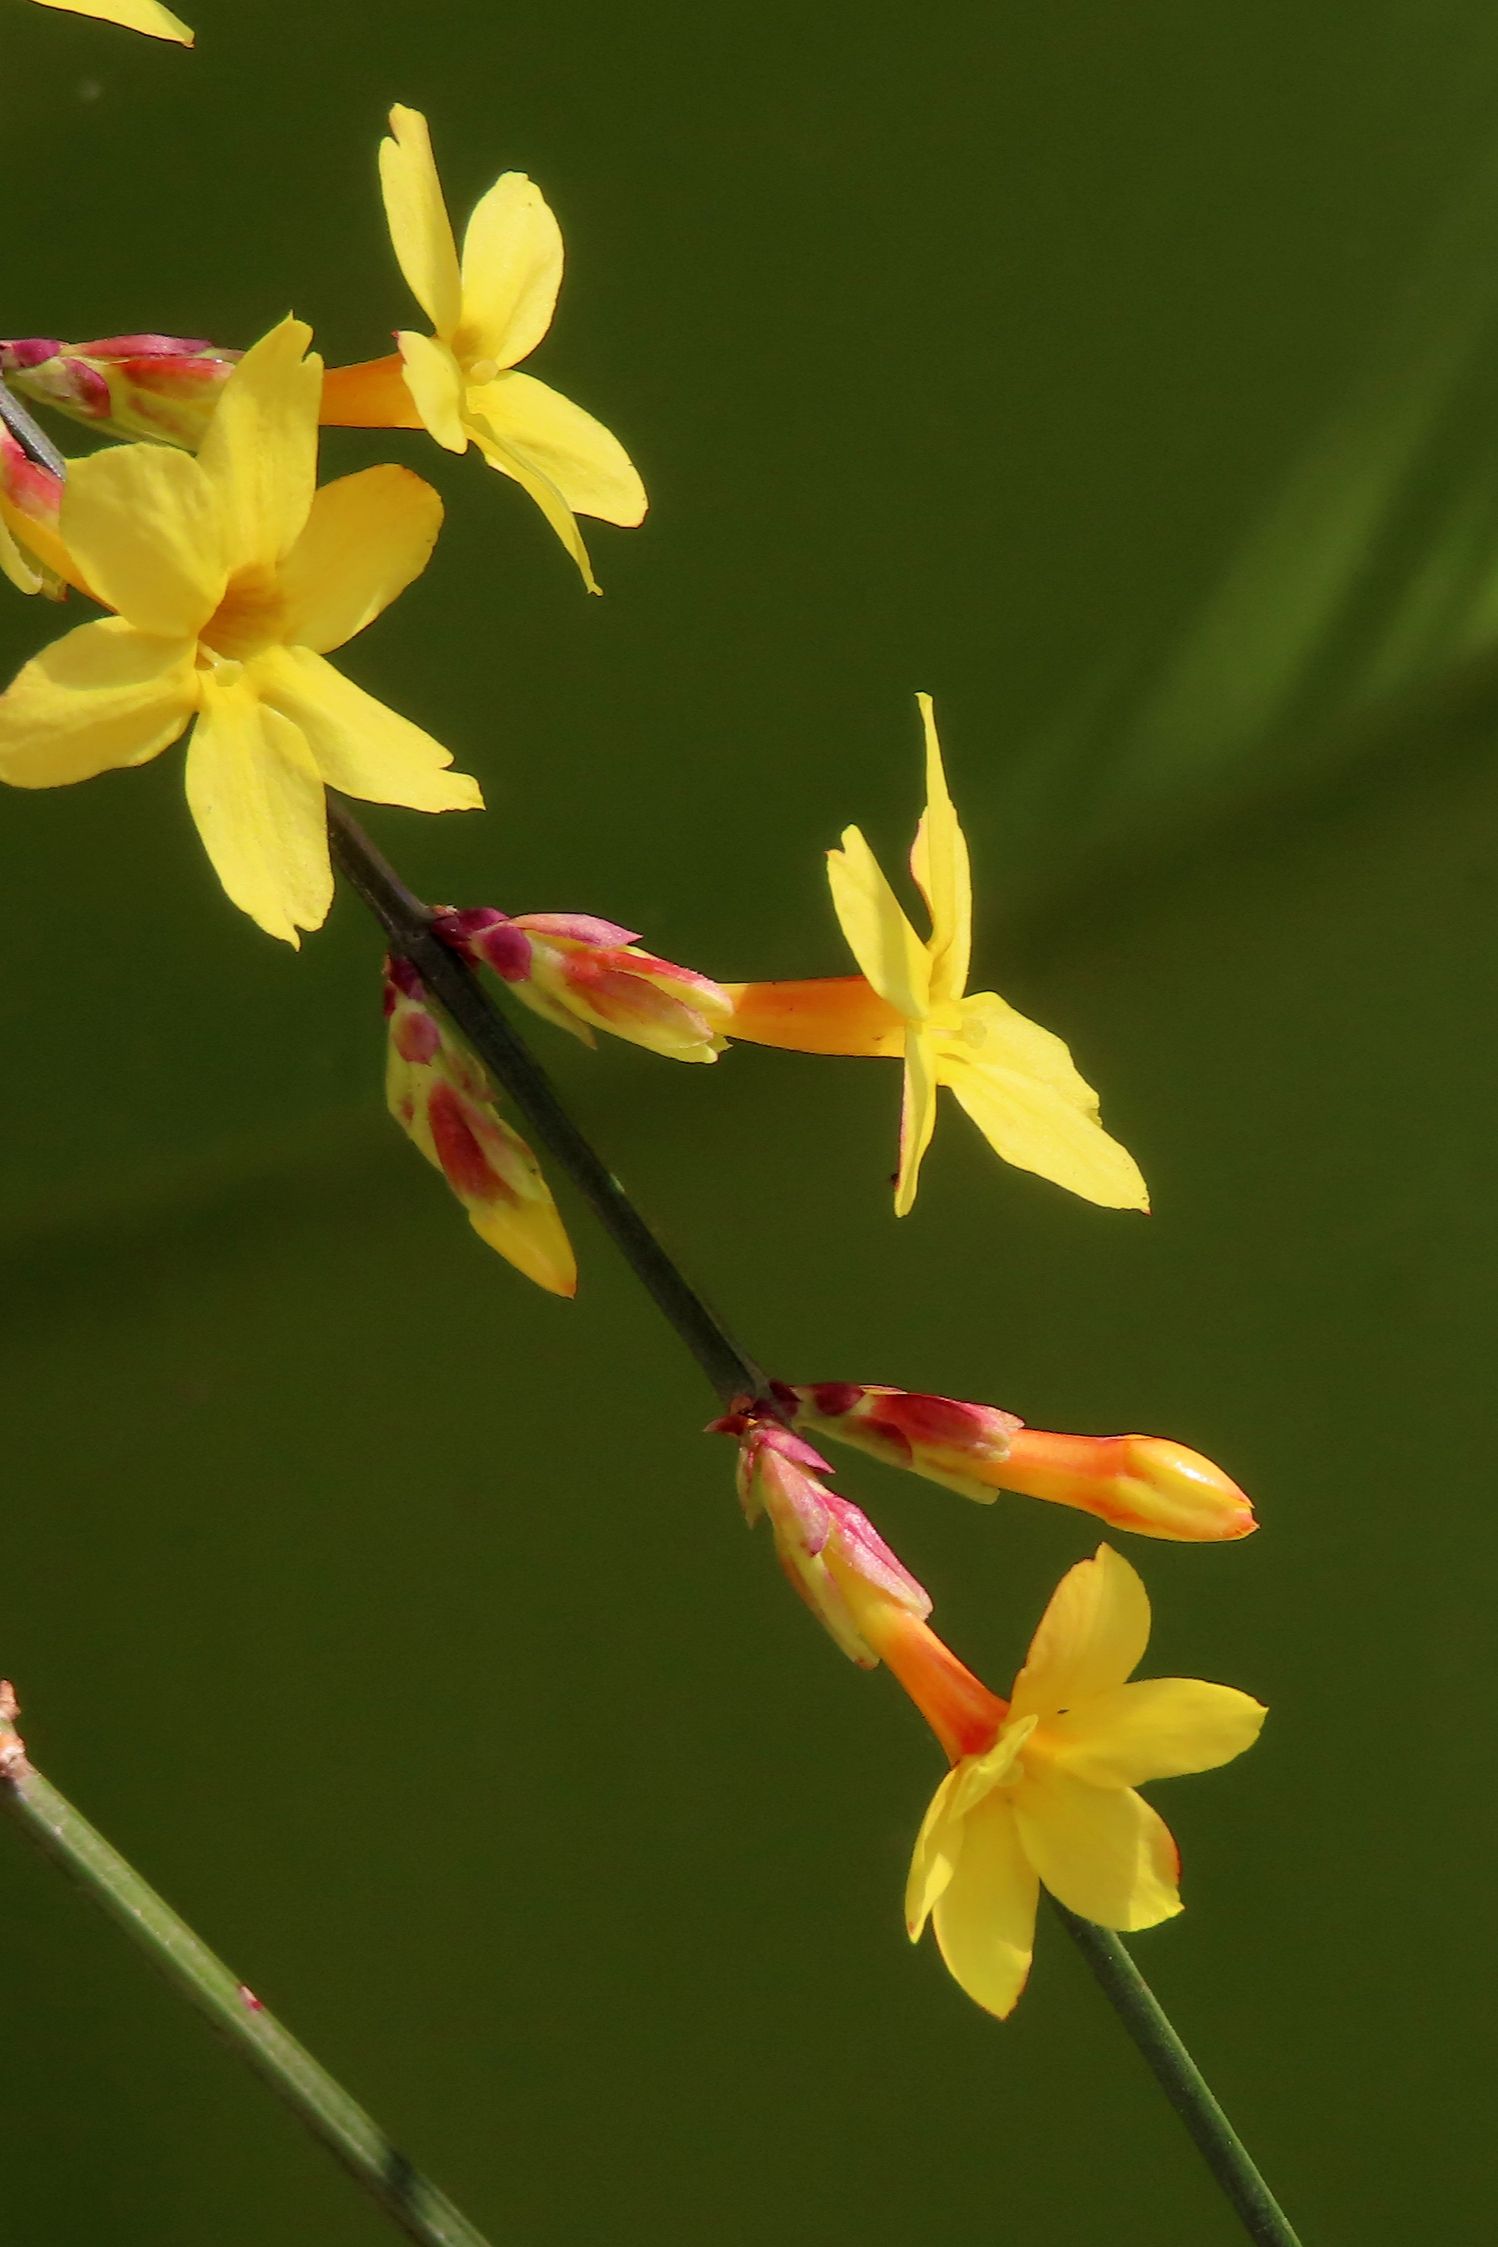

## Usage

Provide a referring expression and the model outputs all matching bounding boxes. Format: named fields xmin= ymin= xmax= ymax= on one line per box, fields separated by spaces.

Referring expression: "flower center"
xmin=200 ymin=564 xmax=286 ymax=660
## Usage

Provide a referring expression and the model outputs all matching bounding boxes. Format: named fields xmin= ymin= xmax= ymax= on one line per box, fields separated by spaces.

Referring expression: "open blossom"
xmin=0 ymin=319 xmax=480 ymax=945
xmin=713 ymin=1410 xmax=931 ymax=1667
xmin=439 ymin=908 xmax=731 ymax=1063
xmin=1 ymin=335 xmax=238 ymax=449
xmin=784 ymin=1381 xmax=1256 ymax=1542
xmin=726 ymin=696 xmax=1148 ymax=1215
xmin=320 ymin=105 xmax=646 ymax=594
xmin=26 ymin=0 xmax=191 ymax=39
xmin=841 ymin=1543 xmax=1264 ymax=2018
xmin=384 ymin=956 xmax=576 ymax=1296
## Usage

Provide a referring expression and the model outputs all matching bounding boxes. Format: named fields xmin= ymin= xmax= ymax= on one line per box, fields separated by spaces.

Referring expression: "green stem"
xmin=0 ymin=372 xmax=68 ymax=478
xmin=1054 ymin=1904 xmax=1303 ymax=2247
xmin=0 ymin=1696 xmax=495 ymax=2247
xmin=328 ymin=803 xmax=1306 ymax=2247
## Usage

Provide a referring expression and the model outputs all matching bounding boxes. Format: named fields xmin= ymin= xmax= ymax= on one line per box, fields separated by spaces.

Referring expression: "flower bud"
xmin=438 ymin=907 xmax=731 ymax=1063
xmin=785 ymin=1381 xmax=1256 ymax=1542
xmin=383 ymin=956 xmax=576 ymax=1297
xmin=1 ymin=335 xmax=239 ymax=449
xmin=0 ymin=427 xmax=68 ymax=597
xmin=713 ymin=1411 xmax=931 ymax=1667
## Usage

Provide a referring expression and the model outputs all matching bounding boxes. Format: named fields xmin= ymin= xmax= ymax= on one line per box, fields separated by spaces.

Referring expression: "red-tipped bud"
xmin=437 ymin=907 xmax=732 ymax=1064
xmin=714 ymin=1411 xmax=931 ymax=1667
xmin=382 ymin=955 xmax=576 ymax=1297
xmin=1 ymin=335 xmax=240 ymax=449
xmin=785 ymin=1381 xmax=1256 ymax=1542
xmin=0 ymin=427 xmax=68 ymax=598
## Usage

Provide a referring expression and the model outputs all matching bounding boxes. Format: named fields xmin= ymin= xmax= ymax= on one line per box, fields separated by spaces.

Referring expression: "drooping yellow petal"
xmin=1013 ymin=1765 xmax=1183 ymax=1930
xmin=396 ymin=332 xmax=468 ymax=454
xmin=457 ymin=172 xmax=564 ymax=369
xmin=466 ymin=371 xmax=646 ymax=525
xmin=277 ymin=466 xmax=443 ymax=654
xmin=380 ymin=106 xmax=463 ymax=340
xmin=196 ymin=319 xmax=320 ymax=574
xmin=904 ymin=1768 xmax=966 ymax=1938
xmin=0 ymin=616 xmax=195 ymax=786
xmin=30 ymin=0 xmax=193 ymax=41
xmin=62 ymin=442 xmax=223 ymax=638
xmin=722 ymin=975 xmax=906 ymax=1057
xmin=1047 ymin=1679 xmax=1267 ymax=1789
xmin=463 ymin=410 xmax=599 ymax=592
xmin=908 ymin=694 xmax=970 ymax=1004
xmin=252 ymin=645 xmax=482 ymax=815
xmin=184 ymin=669 xmax=332 ymax=945
xmin=1010 ymin=1545 xmax=1151 ymax=1722
xmin=941 ymin=1005 xmax=1150 ymax=1212
xmin=893 ymin=1028 xmax=939 ymax=1216
xmin=826 ymin=825 xmax=931 ymax=1018
xmin=929 ymin=1794 xmax=1040 ymax=2020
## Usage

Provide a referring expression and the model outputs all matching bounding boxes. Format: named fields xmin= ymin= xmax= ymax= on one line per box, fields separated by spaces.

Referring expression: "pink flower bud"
xmin=437 ymin=907 xmax=731 ymax=1064
xmin=785 ymin=1382 xmax=1256 ymax=1542
xmin=712 ymin=1410 xmax=931 ymax=1667
xmin=1 ymin=335 xmax=240 ymax=449
xmin=382 ymin=956 xmax=576 ymax=1297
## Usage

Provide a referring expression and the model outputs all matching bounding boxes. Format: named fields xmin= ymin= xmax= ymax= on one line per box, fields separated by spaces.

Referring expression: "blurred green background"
xmin=1 ymin=2 xmax=1494 ymax=2240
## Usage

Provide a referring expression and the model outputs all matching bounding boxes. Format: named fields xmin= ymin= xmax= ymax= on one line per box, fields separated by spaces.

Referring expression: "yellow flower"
xmin=27 ymin=0 xmax=191 ymax=40
xmin=848 ymin=1545 xmax=1264 ymax=2019
xmin=727 ymin=696 xmax=1149 ymax=1215
xmin=0 ymin=319 xmax=480 ymax=945
xmin=322 ymin=106 xmax=646 ymax=595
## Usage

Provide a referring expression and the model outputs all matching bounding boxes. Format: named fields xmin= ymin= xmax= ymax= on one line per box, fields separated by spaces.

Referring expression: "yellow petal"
xmin=0 ymin=617 xmax=194 ymax=785
xmin=464 ymin=410 xmax=599 ymax=593
xmin=1047 ymin=1680 xmax=1267 ymax=1789
xmin=397 ymin=332 xmax=468 ymax=454
xmin=1014 ymin=1767 xmax=1183 ymax=1930
xmin=904 ymin=1767 xmax=966 ymax=1938
xmin=277 ymin=466 xmax=443 ymax=653
xmin=466 ymin=371 xmax=646 ymax=525
xmin=29 ymin=0 xmax=193 ymax=39
xmin=941 ymin=1000 xmax=1150 ymax=1212
xmin=62 ymin=442 xmax=222 ymax=638
xmin=826 ymin=825 xmax=930 ymax=1017
xmin=0 ymin=511 xmax=42 ymax=595
xmin=184 ymin=669 xmax=332 ymax=944
xmin=196 ymin=319 xmax=320 ymax=573
xmin=929 ymin=1794 xmax=1039 ymax=2019
xmin=252 ymin=645 xmax=482 ymax=814
xmin=380 ymin=106 xmax=463 ymax=339
xmin=721 ymin=975 xmax=906 ymax=1057
xmin=908 ymin=694 xmax=971 ymax=1004
xmin=457 ymin=172 xmax=564 ymax=368
xmin=893 ymin=1029 xmax=939 ymax=1217
xmin=1010 ymin=1545 xmax=1150 ymax=1722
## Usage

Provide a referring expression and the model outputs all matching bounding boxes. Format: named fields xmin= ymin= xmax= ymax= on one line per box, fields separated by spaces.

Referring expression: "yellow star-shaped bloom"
xmin=0 ymin=319 xmax=479 ymax=944
xmin=323 ymin=106 xmax=646 ymax=594
xmin=27 ymin=0 xmax=191 ymax=40
xmin=826 ymin=695 xmax=1149 ymax=1215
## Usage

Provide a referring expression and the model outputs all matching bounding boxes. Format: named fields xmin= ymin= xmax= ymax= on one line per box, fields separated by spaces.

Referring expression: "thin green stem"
xmin=329 ymin=804 xmax=1305 ymax=2247
xmin=0 ymin=1694 xmax=495 ymax=2247
xmin=1054 ymin=1904 xmax=1303 ymax=2247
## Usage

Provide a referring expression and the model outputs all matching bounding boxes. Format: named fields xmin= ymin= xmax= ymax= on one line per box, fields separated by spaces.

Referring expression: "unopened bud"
xmin=0 ymin=428 xmax=68 ymax=598
xmin=785 ymin=1381 xmax=1256 ymax=1542
xmin=1 ymin=335 xmax=239 ymax=449
xmin=383 ymin=955 xmax=576 ymax=1297
xmin=711 ymin=1409 xmax=930 ymax=1667
xmin=438 ymin=907 xmax=731 ymax=1063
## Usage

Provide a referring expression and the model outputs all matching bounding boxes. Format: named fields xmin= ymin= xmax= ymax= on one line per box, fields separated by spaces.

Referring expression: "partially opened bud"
xmin=0 ymin=428 xmax=69 ymax=597
xmin=438 ymin=907 xmax=731 ymax=1063
xmin=383 ymin=956 xmax=576 ymax=1297
xmin=1 ymin=335 xmax=239 ymax=449
xmin=713 ymin=1410 xmax=931 ymax=1666
xmin=785 ymin=1381 xmax=1256 ymax=1542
